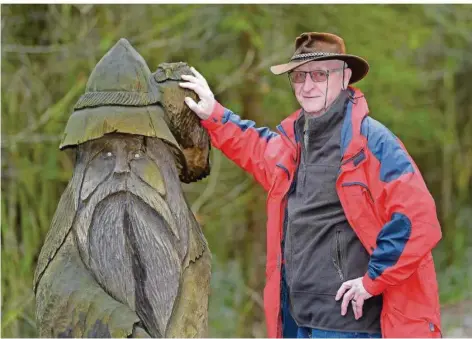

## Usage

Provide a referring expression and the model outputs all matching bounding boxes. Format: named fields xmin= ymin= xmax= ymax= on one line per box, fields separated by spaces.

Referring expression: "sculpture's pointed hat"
xmin=59 ymin=38 xmax=181 ymax=156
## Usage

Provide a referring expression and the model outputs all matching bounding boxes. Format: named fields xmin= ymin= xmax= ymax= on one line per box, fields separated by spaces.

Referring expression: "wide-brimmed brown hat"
xmin=270 ymin=32 xmax=369 ymax=84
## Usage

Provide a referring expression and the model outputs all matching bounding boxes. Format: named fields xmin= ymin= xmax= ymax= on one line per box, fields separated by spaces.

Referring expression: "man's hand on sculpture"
xmin=335 ymin=277 xmax=373 ymax=320
xmin=179 ymin=67 xmax=215 ymax=120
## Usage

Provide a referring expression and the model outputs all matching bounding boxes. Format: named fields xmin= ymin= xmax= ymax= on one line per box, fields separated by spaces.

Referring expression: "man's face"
xmin=291 ymin=60 xmax=352 ymax=115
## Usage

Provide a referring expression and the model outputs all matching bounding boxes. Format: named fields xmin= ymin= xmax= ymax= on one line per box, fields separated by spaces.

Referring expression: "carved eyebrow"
xmin=141 ymin=137 xmax=148 ymax=152
xmin=87 ymin=140 xmax=112 ymax=162
xmin=134 ymin=135 xmax=146 ymax=147
xmin=125 ymin=136 xmax=145 ymax=151
xmin=137 ymin=135 xmax=145 ymax=146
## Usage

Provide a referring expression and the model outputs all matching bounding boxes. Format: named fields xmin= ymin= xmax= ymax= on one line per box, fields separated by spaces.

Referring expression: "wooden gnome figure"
xmin=33 ymin=38 xmax=212 ymax=338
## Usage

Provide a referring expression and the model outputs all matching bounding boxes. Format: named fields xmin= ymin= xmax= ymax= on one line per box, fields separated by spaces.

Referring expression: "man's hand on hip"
xmin=179 ymin=67 xmax=215 ymax=120
xmin=335 ymin=277 xmax=373 ymax=320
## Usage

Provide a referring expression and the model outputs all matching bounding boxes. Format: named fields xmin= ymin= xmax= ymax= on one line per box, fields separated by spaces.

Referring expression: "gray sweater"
xmin=284 ymin=91 xmax=383 ymax=333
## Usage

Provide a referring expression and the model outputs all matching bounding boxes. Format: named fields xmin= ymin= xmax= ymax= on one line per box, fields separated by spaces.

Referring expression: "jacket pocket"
xmin=340 ymin=182 xmax=380 ymax=253
xmin=331 ymin=228 xmax=345 ymax=281
xmin=269 ymin=151 xmax=295 ymax=199
xmin=382 ymin=264 xmax=442 ymax=338
xmin=386 ymin=304 xmax=441 ymax=338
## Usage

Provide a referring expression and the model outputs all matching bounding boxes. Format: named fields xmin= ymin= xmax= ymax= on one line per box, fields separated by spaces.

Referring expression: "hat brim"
xmin=270 ymin=54 xmax=369 ymax=84
xmin=59 ymin=105 xmax=181 ymax=151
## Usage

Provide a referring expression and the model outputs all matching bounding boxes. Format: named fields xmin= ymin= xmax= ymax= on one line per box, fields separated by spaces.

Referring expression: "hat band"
xmin=74 ymin=90 xmax=160 ymax=110
xmin=290 ymin=52 xmax=340 ymax=61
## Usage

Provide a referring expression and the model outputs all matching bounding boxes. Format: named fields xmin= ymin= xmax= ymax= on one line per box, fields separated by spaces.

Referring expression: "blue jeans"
xmin=281 ymin=265 xmax=299 ymax=338
xmin=297 ymin=327 xmax=382 ymax=338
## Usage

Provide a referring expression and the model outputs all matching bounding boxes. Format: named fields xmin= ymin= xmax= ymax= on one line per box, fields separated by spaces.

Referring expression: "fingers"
xmin=335 ymin=281 xmax=352 ymax=301
xmin=336 ymin=278 xmax=369 ymax=320
xmin=179 ymin=68 xmax=215 ymax=120
xmin=181 ymin=70 xmax=208 ymax=90
xmin=181 ymin=73 xmax=207 ymax=88
xmin=183 ymin=97 xmax=209 ymax=120
xmin=178 ymin=81 xmax=208 ymax=99
xmin=183 ymin=97 xmax=200 ymax=113
xmin=341 ymin=288 xmax=355 ymax=316
xmin=180 ymin=74 xmax=199 ymax=84
xmin=352 ymin=300 xmax=359 ymax=319
xmin=354 ymin=297 xmax=364 ymax=320
xmin=190 ymin=67 xmax=207 ymax=84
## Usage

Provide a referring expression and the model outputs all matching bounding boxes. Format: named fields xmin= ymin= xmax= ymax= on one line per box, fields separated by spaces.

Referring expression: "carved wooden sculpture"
xmin=33 ymin=39 xmax=212 ymax=338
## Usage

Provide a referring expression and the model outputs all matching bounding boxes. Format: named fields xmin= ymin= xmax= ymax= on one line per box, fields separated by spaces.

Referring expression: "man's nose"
xmin=302 ymin=74 xmax=316 ymax=91
xmin=114 ymin=155 xmax=130 ymax=174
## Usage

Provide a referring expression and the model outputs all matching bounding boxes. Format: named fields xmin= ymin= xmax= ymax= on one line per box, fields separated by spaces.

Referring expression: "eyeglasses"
xmin=289 ymin=68 xmax=345 ymax=83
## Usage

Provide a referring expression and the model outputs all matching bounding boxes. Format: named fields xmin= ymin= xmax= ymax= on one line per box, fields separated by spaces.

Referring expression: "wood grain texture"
xmin=152 ymin=62 xmax=211 ymax=183
xmin=35 ymin=135 xmax=211 ymax=337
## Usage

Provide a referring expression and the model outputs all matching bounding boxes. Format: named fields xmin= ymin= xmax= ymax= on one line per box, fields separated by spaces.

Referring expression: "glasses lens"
xmin=310 ymin=70 xmax=328 ymax=82
xmin=290 ymin=71 xmax=306 ymax=83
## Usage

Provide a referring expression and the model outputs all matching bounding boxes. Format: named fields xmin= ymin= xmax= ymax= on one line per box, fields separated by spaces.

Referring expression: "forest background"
xmin=2 ymin=4 xmax=471 ymax=337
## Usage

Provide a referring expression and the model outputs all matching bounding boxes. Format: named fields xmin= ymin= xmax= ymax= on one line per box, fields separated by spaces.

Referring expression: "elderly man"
xmin=179 ymin=32 xmax=442 ymax=338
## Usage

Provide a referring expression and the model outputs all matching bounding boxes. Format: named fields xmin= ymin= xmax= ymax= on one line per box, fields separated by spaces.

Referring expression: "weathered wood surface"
xmin=34 ymin=38 xmax=212 ymax=338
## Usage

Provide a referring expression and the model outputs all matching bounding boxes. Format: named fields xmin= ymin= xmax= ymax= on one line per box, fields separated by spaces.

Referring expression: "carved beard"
xmin=72 ymin=139 xmax=191 ymax=337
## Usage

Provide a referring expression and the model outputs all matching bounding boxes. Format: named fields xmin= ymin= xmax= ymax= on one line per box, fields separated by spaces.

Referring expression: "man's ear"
xmin=344 ymin=68 xmax=352 ymax=89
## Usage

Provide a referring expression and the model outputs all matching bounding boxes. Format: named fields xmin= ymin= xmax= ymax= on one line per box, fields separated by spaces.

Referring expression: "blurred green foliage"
xmin=1 ymin=4 xmax=471 ymax=337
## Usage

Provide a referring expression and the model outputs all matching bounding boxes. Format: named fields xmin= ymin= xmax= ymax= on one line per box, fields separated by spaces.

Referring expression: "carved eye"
xmin=132 ymin=150 xmax=144 ymax=159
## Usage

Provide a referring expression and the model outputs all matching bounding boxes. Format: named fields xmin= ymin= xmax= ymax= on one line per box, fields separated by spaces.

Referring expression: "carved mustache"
xmin=74 ymin=172 xmax=180 ymax=267
xmin=81 ymin=172 xmax=178 ymax=238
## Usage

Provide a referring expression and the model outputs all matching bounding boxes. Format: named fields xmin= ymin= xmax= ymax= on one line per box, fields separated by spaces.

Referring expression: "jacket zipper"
xmin=364 ymin=186 xmax=374 ymax=204
xmin=341 ymin=181 xmax=374 ymax=203
xmin=341 ymin=148 xmax=365 ymax=166
xmin=333 ymin=230 xmax=344 ymax=281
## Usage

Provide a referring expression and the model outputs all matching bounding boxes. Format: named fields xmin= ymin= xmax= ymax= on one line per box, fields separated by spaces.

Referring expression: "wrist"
xmin=362 ymin=273 xmax=388 ymax=296
xmin=202 ymin=99 xmax=216 ymax=120
xmin=201 ymin=101 xmax=225 ymax=128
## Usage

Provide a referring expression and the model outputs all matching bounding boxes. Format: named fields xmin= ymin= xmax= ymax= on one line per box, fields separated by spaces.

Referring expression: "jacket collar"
xmin=340 ymin=87 xmax=369 ymax=160
xmin=278 ymin=86 xmax=370 ymax=160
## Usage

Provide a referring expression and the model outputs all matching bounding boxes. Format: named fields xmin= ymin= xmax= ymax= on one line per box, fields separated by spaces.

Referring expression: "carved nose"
xmin=114 ymin=156 xmax=130 ymax=174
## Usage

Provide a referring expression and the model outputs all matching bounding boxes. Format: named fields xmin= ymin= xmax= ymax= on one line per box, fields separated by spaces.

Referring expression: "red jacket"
xmin=201 ymin=87 xmax=442 ymax=338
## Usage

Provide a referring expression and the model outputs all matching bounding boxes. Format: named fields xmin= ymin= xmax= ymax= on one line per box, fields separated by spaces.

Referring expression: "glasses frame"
xmin=289 ymin=67 xmax=345 ymax=83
